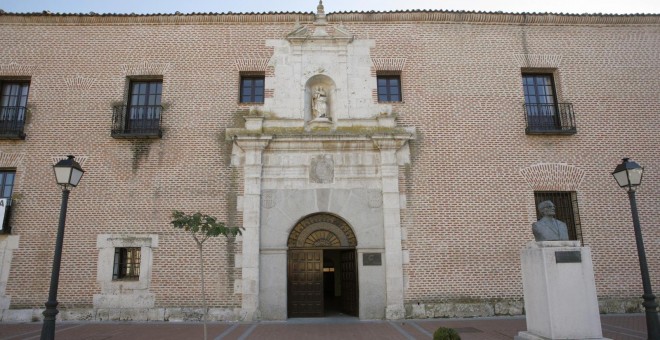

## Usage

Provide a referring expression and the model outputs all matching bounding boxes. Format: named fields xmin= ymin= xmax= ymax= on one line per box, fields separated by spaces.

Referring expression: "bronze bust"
xmin=532 ymin=200 xmax=569 ymax=241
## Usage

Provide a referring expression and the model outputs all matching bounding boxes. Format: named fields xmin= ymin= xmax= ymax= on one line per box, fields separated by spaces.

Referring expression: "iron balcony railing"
xmin=523 ymin=103 xmax=576 ymax=135
xmin=0 ymin=106 xmax=27 ymax=140
xmin=111 ymin=105 xmax=162 ymax=138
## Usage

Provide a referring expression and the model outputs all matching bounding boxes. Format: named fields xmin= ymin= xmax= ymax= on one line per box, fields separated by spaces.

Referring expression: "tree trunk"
xmin=198 ymin=243 xmax=207 ymax=340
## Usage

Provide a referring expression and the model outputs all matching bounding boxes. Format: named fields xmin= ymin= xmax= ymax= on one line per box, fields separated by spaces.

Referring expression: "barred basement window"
xmin=534 ymin=191 xmax=582 ymax=243
xmin=113 ymin=247 xmax=141 ymax=280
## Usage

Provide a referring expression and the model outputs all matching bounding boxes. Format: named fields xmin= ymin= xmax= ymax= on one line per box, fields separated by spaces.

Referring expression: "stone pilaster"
xmin=233 ymin=136 xmax=271 ymax=320
xmin=373 ymin=137 xmax=409 ymax=320
xmin=0 ymin=235 xmax=19 ymax=312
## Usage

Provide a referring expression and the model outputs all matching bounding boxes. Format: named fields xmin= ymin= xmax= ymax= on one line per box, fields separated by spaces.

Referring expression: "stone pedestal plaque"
xmin=515 ymin=241 xmax=610 ymax=340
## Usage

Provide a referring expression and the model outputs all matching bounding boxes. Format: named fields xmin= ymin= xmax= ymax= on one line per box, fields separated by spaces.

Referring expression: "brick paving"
xmin=0 ymin=314 xmax=648 ymax=340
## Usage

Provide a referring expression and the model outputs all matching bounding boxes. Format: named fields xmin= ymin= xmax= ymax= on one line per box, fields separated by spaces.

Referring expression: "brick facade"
xmin=0 ymin=8 xmax=658 ymax=321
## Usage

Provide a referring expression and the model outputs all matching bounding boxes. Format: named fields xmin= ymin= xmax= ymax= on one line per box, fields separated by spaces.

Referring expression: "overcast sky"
xmin=1 ymin=0 xmax=659 ymax=15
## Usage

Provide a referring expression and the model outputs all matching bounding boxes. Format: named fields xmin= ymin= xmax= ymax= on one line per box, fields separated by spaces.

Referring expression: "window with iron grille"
xmin=113 ymin=247 xmax=141 ymax=280
xmin=240 ymin=75 xmax=264 ymax=103
xmin=534 ymin=191 xmax=582 ymax=243
xmin=377 ymin=75 xmax=401 ymax=102
xmin=0 ymin=81 xmax=29 ymax=138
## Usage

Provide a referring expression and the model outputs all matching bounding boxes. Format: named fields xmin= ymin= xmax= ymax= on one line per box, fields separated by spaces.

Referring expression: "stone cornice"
xmin=329 ymin=11 xmax=660 ymax=26
xmin=1 ymin=11 xmax=658 ymax=26
xmin=0 ymin=13 xmax=314 ymax=25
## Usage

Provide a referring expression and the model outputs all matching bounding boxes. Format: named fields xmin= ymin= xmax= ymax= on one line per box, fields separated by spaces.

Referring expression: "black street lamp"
xmin=41 ymin=155 xmax=84 ymax=340
xmin=612 ymin=158 xmax=659 ymax=340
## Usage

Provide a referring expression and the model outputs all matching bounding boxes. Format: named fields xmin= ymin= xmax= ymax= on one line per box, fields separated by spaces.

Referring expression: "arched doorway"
xmin=287 ymin=213 xmax=358 ymax=317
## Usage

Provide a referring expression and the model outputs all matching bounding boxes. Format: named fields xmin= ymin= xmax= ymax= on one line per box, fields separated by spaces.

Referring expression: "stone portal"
xmin=227 ymin=1 xmax=415 ymax=321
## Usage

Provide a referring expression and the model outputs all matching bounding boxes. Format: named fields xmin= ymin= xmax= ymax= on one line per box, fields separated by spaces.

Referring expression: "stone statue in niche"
xmin=532 ymin=200 xmax=569 ymax=241
xmin=312 ymin=86 xmax=329 ymax=120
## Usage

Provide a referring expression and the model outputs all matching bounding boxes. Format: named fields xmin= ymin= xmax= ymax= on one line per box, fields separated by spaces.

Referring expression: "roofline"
xmin=0 ymin=9 xmax=659 ymax=26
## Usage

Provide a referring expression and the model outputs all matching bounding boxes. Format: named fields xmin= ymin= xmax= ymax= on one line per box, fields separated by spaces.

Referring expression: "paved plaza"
xmin=0 ymin=314 xmax=649 ymax=339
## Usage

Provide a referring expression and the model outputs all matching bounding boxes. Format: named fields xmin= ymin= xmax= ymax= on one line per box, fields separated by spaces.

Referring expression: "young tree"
xmin=171 ymin=210 xmax=242 ymax=340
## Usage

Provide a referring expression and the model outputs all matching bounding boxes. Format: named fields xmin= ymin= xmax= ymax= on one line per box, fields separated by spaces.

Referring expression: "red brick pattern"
xmin=0 ymin=12 xmax=658 ymax=312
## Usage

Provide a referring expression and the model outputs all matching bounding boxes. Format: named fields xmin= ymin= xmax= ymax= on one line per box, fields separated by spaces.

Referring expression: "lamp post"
xmin=41 ymin=155 xmax=84 ymax=340
xmin=612 ymin=158 xmax=659 ymax=340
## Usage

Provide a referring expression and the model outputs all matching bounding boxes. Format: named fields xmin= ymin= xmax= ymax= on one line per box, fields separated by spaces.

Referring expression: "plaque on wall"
xmin=363 ymin=253 xmax=382 ymax=266
xmin=555 ymin=251 xmax=582 ymax=263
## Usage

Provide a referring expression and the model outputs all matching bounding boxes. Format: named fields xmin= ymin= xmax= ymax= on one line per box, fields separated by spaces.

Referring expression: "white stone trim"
xmin=93 ymin=234 xmax=158 ymax=309
xmin=0 ymin=235 xmax=19 ymax=310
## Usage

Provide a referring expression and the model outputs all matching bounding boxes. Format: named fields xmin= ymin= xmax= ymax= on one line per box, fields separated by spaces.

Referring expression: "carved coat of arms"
xmin=310 ymin=155 xmax=334 ymax=183
xmin=368 ymin=189 xmax=383 ymax=208
xmin=261 ymin=191 xmax=276 ymax=209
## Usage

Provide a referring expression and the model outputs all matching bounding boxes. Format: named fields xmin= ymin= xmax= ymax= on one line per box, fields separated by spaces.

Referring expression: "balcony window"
xmin=377 ymin=75 xmax=401 ymax=102
xmin=0 ymin=82 xmax=29 ymax=139
xmin=112 ymin=80 xmax=162 ymax=138
xmin=522 ymin=73 xmax=576 ymax=134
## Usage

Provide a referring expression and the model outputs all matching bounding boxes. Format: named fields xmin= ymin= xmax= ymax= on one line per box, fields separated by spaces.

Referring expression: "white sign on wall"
xmin=0 ymin=198 xmax=7 ymax=231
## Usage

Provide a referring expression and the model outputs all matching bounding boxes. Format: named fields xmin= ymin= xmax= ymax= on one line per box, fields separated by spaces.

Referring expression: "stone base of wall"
xmin=405 ymin=299 xmax=524 ymax=319
xmin=0 ymin=298 xmax=644 ymax=322
xmin=598 ymin=298 xmax=644 ymax=314
xmin=0 ymin=307 xmax=241 ymax=322
xmin=404 ymin=298 xmax=644 ymax=319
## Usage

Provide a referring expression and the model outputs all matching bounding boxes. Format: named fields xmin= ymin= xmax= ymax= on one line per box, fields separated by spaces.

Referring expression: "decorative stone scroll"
xmin=288 ymin=213 xmax=357 ymax=248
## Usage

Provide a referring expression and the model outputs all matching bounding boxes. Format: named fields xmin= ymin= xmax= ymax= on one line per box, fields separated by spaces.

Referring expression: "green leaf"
xmin=171 ymin=210 xmax=243 ymax=241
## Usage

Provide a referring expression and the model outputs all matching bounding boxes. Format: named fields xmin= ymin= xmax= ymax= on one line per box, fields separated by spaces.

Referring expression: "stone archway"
xmin=288 ymin=213 xmax=357 ymax=248
xmin=287 ymin=213 xmax=358 ymax=317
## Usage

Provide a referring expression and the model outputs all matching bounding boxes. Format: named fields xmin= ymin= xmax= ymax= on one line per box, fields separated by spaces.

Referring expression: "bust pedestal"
xmin=515 ymin=241 xmax=609 ymax=340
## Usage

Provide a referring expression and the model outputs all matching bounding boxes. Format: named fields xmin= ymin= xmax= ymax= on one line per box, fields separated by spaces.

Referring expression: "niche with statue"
xmin=305 ymin=74 xmax=335 ymax=124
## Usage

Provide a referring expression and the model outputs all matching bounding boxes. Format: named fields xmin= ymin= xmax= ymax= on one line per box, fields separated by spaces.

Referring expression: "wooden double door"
xmin=287 ymin=249 xmax=358 ymax=317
